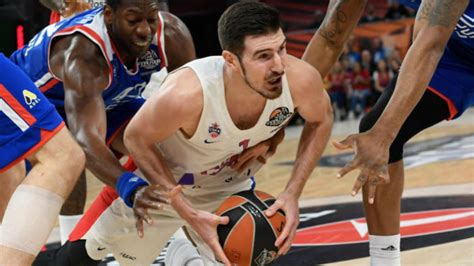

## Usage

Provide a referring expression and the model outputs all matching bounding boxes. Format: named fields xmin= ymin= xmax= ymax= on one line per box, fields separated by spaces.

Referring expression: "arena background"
xmin=1 ymin=0 xmax=472 ymax=265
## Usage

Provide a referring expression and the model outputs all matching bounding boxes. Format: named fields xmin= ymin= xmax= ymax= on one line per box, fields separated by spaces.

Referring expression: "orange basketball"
xmin=215 ymin=190 xmax=286 ymax=266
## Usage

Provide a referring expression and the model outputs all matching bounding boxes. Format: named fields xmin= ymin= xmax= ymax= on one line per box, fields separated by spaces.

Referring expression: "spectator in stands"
xmin=349 ymin=61 xmax=372 ymax=118
xmin=361 ymin=4 xmax=381 ymax=24
xmin=361 ymin=49 xmax=377 ymax=75
xmin=389 ymin=57 xmax=401 ymax=74
xmin=328 ymin=61 xmax=348 ymax=121
xmin=372 ymin=38 xmax=388 ymax=63
xmin=385 ymin=0 xmax=411 ymax=20
xmin=372 ymin=59 xmax=394 ymax=104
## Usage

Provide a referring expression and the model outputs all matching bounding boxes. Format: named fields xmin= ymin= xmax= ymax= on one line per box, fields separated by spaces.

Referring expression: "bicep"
xmin=295 ymin=73 xmax=332 ymax=124
xmin=414 ymin=0 xmax=468 ymax=42
xmin=317 ymin=0 xmax=367 ymax=46
xmin=62 ymin=54 xmax=109 ymax=139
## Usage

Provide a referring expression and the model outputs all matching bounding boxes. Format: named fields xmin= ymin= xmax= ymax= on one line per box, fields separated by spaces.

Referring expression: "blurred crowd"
xmin=325 ymin=37 xmax=402 ymax=121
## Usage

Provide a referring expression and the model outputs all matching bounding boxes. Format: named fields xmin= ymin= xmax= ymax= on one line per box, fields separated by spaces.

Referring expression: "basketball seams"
xmin=221 ymin=206 xmax=248 ymax=249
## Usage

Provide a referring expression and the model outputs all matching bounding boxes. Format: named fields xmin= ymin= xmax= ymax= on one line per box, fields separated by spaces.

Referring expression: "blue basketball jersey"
xmin=0 ymin=53 xmax=64 ymax=172
xmin=10 ymin=7 xmax=168 ymax=113
xmin=400 ymin=0 xmax=474 ymax=118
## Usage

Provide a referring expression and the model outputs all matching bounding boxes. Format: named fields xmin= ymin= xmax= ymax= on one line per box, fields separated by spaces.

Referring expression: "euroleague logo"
xmin=273 ymin=195 xmax=474 ymax=265
xmin=265 ymin=107 xmax=293 ymax=130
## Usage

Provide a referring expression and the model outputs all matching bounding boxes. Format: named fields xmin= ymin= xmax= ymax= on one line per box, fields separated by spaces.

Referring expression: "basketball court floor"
xmin=45 ymin=108 xmax=474 ymax=265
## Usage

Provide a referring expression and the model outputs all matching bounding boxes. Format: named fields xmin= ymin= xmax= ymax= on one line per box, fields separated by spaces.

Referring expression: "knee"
xmin=58 ymin=143 xmax=86 ymax=180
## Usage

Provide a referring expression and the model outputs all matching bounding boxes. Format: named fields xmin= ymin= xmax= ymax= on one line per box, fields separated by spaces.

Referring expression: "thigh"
xmin=0 ymin=162 xmax=25 ymax=221
xmin=85 ymin=198 xmax=184 ymax=265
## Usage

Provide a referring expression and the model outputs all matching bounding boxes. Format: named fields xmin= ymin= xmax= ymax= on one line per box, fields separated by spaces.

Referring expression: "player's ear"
xmin=103 ymin=5 xmax=113 ymax=25
xmin=222 ymin=50 xmax=240 ymax=71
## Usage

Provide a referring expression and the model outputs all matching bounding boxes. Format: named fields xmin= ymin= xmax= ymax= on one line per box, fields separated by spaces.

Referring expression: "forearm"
xmin=286 ymin=116 xmax=333 ymax=197
xmin=75 ymin=133 xmax=124 ymax=187
xmin=39 ymin=0 xmax=64 ymax=11
xmin=302 ymin=0 xmax=366 ymax=77
xmin=126 ymin=138 xmax=178 ymax=190
xmin=372 ymin=38 xmax=445 ymax=140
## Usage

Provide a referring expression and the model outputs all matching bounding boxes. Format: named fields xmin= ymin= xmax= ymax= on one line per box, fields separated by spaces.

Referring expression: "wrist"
xmin=116 ymin=172 xmax=148 ymax=208
xmin=170 ymin=193 xmax=197 ymax=221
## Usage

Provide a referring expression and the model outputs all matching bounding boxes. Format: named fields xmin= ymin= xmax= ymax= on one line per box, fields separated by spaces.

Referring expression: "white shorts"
xmin=76 ymin=180 xmax=253 ymax=265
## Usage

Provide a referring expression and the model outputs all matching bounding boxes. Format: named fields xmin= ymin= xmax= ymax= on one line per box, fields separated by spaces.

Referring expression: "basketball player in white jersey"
xmin=59 ymin=1 xmax=333 ymax=265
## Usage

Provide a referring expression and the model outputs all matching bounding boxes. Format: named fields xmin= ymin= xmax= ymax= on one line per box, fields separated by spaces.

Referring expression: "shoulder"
xmin=150 ymin=67 xmax=203 ymax=115
xmin=159 ymin=11 xmax=195 ymax=71
xmin=285 ymin=55 xmax=323 ymax=94
xmin=160 ymin=11 xmax=191 ymax=40
xmin=50 ymin=33 xmax=109 ymax=91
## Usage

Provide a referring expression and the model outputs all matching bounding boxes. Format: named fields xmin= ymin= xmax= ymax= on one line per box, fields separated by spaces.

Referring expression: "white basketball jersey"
xmin=157 ymin=56 xmax=295 ymax=193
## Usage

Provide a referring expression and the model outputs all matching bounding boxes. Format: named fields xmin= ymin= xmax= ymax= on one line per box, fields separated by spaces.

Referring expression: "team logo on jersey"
xmin=208 ymin=122 xmax=221 ymax=138
xmin=266 ymin=107 xmax=293 ymax=127
xmin=455 ymin=14 xmax=474 ymax=39
xmin=23 ymin=89 xmax=40 ymax=108
xmin=138 ymin=50 xmax=161 ymax=70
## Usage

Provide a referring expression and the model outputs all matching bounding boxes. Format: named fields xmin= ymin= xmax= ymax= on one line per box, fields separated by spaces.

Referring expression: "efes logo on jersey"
xmin=23 ymin=90 xmax=40 ymax=108
xmin=138 ymin=50 xmax=161 ymax=70
xmin=208 ymin=122 xmax=221 ymax=138
xmin=266 ymin=107 xmax=293 ymax=127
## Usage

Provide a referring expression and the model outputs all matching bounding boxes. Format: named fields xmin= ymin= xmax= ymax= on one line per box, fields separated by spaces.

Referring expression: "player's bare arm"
xmin=49 ymin=34 xmax=124 ymax=187
xmin=125 ymin=68 xmax=232 ymax=265
xmin=302 ymin=0 xmax=367 ymax=77
xmin=40 ymin=0 xmax=65 ymax=11
xmin=266 ymin=56 xmax=333 ymax=256
xmin=161 ymin=12 xmax=196 ymax=72
xmin=333 ymin=0 xmax=469 ymax=203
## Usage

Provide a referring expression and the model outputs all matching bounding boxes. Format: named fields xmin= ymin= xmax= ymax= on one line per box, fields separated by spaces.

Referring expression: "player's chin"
xmin=263 ymin=85 xmax=282 ymax=99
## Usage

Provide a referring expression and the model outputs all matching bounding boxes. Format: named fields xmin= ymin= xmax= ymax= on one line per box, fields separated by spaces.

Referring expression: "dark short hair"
xmin=105 ymin=0 xmax=160 ymax=10
xmin=218 ymin=0 xmax=281 ymax=56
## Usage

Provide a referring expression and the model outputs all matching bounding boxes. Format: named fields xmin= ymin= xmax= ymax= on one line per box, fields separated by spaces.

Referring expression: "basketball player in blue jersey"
xmin=10 ymin=0 xmax=196 ymax=246
xmin=305 ymin=1 xmax=473 ymax=265
xmin=0 ymin=55 xmax=85 ymax=265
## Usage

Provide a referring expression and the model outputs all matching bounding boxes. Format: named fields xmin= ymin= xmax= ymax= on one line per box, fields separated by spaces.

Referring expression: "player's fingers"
xmin=134 ymin=215 xmax=144 ymax=238
xmin=337 ymin=160 xmax=358 ymax=178
xmin=232 ymin=148 xmax=254 ymax=169
xmin=274 ymin=220 xmax=291 ymax=247
xmin=211 ymin=242 xmax=231 ymax=266
xmin=264 ymin=200 xmax=283 ymax=217
xmin=367 ymin=177 xmax=378 ymax=204
xmin=139 ymin=198 xmax=164 ymax=210
xmin=332 ymin=135 xmax=354 ymax=151
xmin=377 ymin=166 xmax=390 ymax=184
xmin=134 ymin=207 xmax=153 ymax=225
xmin=168 ymin=185 xmax=183 ymax=199
xmin=351 ymin=173 xmax=368 ymax=196
xmin=256 ymin=155 xmax=267 ymax=164
xmin=216 ymin=215 xmax=229 ymax=225
xmin=237 ymin=156 xmax=256 ymax=172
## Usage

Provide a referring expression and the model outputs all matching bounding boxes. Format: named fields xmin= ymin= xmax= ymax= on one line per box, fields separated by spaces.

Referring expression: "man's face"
xmin=237 ymin=29 xmax=287 ymax=100
xmin=106 ymin=0 xmax=159 ymax=59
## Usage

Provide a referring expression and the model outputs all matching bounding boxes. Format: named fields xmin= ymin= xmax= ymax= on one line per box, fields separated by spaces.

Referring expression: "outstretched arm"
xmin=373 ymin=0 xmax=468 ymax=139
xmin=333 ymin=0 xmax=469 ymax=203
xmin=302 ymin=0 xmax=367 ymax=77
